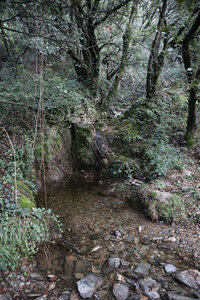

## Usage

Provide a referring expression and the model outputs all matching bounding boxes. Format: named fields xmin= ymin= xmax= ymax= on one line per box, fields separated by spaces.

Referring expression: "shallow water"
xmin=35 ymin=179 xmax=199 ymax=297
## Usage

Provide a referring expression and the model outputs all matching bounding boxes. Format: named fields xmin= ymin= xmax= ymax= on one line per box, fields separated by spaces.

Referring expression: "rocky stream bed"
xmin=0 ymin=179 xmax=200 ymax=300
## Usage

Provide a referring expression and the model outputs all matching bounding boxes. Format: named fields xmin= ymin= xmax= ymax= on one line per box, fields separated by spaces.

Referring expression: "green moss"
xmin=17 ymin=181 xmax=35 ymax=204
xmin=74 ymin=124 xmax=96 ymax=168
xmin=19 ymin=195 xmax=36 ymax=209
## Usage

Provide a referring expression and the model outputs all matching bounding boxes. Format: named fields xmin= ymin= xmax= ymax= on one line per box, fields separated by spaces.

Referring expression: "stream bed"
xmin=31 ymin=178 xmax=200 ymax=299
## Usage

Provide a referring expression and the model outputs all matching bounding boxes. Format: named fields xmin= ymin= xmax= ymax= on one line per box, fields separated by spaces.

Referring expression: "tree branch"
xmin=94 ymin=0 xmax=133 ymax=27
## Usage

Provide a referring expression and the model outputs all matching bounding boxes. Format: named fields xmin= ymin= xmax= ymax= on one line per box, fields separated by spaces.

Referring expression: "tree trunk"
xmin=146 ymin=0 xmax=167 ymax=100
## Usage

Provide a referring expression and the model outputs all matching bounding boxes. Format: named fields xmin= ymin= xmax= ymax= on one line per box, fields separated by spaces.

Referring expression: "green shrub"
xmin=0 ymin=207 xmax=62 ymax=271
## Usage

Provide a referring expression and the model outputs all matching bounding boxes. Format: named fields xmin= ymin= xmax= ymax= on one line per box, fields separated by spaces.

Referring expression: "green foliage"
xmin=0 ymin=207 xmax=62 ymax=271
xmin=0 ymin=69 xmax=91 ymax=127
xmin=145 ymin=141 xmax=184 ymax=176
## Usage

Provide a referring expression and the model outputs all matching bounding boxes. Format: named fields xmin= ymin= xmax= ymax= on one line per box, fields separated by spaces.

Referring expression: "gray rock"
xmin=127 ymin=296 xmax=140 ymax=300
xmin=113 ymin=283 xmax=129 ymax=300
xmin=77 ymin=273 xmax=104 ymax=298
xmin=173 ymin=269 xmax=200 ymax=290
xmin=167 ymin=292 xmax=197 ymax=300
xmin=108 ymin=258 xmax=121 ymax=269
xmin=135 ymin=261 xmax=151 ymax=275
xmin=30 ymin=272 xmax=43 ymax=281
xmin=164 ymin=264 xmax=176 ymax=274
xmin=138 ymin=277 xmax=161 ymax=293
xmin=145 ymin=291 xmax=160 ymax=299
xmin=35 ymin=297 xmax=47 ymax=300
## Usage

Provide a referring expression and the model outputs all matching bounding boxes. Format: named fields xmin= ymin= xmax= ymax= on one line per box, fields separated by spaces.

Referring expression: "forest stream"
xmin=28 ymin=178 xmax=200 ymax=300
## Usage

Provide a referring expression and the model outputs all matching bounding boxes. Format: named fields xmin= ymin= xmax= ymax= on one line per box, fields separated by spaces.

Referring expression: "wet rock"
xmin=77 ymin=273 xmax=104 ymax=298
xmin=141 ymin=235 xmax=150 ymax=245
xmin=35 ymin=297 xmax=47 ymax=300
xmin=173 ymin=269 xmax=200 ymax=290
xmin=30 ymin=272 xmax=43 ymax=281
xmin=164 ymin=264 xmax=176 ymax=274
xmin=113 ymin=283 xmax=129 ymax=300
xmin=167 ymin=292 xmax=197 ymax=300
xmin=135 ymin=261 xmax=151 ymax=275
xmin=138 ymin=277 xmax=161 ymax=293
xmin=58 ymin=291 xmax=70 ymax=300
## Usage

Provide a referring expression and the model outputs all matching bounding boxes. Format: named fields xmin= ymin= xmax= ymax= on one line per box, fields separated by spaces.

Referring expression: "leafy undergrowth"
xmin=0 ymin=131 xmax=62 ymax=271
xmin=101 ymin=91 xmax=200 ymax=224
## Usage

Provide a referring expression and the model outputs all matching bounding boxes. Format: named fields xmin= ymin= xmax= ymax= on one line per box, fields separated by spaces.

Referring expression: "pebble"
xmin=113 ymin=283 xmax=129 ymax=300
xmin=164 ymin=264 xmax=176 ymax=274
xmin=114 ymin=230 xmax=122 ymax=237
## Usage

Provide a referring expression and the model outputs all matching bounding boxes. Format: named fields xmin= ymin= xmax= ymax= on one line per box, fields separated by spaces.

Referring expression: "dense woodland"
xmin=0 ymin=0 xmax=200 ymax=285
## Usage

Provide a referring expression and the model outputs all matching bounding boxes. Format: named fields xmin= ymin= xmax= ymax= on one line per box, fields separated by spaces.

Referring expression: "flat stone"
xmin=164 ymin=264 xmax=176 ymax=274
xmin=173 ymin=269 xmax=200 ymax=290
xmin=30 ymin=272 xmax=43 ymax=281
xmin=114 ymin=230 xmax=122 ymax=237
xmin=135 ymin=262 xmax=151 ymax=275
xmin=35 ymin=297 xmax=47 ymax=300
xmin=167 ymin=292 xmax=198 ymax=300
xmin=77 ymin=273 xmax=104 ymax=298
xmin=113 ymin=283 xmax=129 ymax=300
